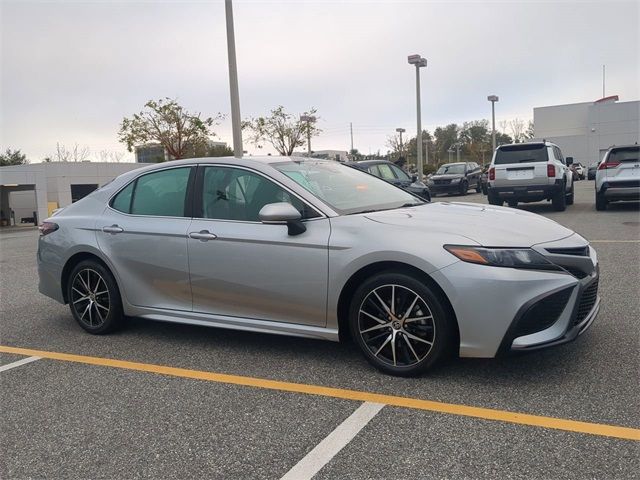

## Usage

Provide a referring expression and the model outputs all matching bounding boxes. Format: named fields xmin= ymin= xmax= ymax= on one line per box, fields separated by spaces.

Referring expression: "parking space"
xmin=1 ymin=180 xmax=638 ymax=478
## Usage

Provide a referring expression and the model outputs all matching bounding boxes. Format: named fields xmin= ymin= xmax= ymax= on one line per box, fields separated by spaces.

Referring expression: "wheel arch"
xmin=61 ymin=252 xmax=116 ymax=304
xmin=336 ymin=261 xmax=460 ymax=349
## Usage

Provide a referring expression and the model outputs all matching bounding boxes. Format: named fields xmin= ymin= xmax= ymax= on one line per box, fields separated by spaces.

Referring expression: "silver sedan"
xmin=38 ymin=157 xmax=600 ymax=376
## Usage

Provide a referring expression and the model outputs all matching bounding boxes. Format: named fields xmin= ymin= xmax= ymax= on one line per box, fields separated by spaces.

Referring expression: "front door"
xmin=187 ymin=165 xmax=330 ymax=327
xmin=96 ymin=166 xmax=194 ymax=311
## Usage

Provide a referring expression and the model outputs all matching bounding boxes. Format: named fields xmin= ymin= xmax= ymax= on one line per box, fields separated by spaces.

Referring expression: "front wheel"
xmin=349 ymin=272 xmax=454 ymax=376
xmin=459 ymin=181 xmax=468 ymax=196
xmin=566 ymin=181 xmax=575 ymax=205
xmin=67 ymin=260 xmax=124 ymax=334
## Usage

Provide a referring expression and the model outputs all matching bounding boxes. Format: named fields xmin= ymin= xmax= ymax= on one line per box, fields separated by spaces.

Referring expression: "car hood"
xmin=364 ymin=202 xmax=575 ymax=247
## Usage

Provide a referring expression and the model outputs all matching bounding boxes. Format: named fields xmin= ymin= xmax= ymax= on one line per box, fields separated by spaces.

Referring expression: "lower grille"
xmin=562 ymin=266 xmax=589 ymax=279
xmin=574 ymin=280 xmax=599 ymax=326
xmin=514 ymin=287 xmax=573 ymax=337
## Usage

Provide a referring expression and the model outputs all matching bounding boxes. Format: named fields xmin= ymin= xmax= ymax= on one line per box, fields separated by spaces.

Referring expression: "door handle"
xmin=102 ymin=225 xmax=124 ymax=234
xmin=189 ymin=230 xmax=217 ymax=241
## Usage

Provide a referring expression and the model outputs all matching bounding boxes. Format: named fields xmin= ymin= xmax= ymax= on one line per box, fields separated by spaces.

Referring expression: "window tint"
xmin=390 ymin=164 xmax=410 ymax=181
xmin=111 ymin=181 xmax=134 ymax=213
xmin=376 ymin=163 xmax=397 ymax=180
xmin=201 ymin=167 xmax=316 ymax=222
xmin=494 ymin=144 xmax=548 ymax=165
xmin=130 ymin=167 xmax=191 ymax=217
xmin=367 ymin=165 xmax=381 ymax=177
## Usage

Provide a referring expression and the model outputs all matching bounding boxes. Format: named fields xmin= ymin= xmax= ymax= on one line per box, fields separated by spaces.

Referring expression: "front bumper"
xmin=429 ymin=182 xmax=462 ymax=195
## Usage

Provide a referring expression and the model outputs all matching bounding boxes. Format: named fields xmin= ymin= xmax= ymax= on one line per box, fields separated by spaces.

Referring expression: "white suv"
xmin=595 ymin=144 xmax=640 ymax=211
xmin=487 ymin=141 xmax=574 ymax=211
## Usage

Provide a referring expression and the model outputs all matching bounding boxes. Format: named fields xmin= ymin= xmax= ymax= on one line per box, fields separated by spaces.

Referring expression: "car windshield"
xmin=273 ymin=160 xmax=423 ymax=215
xmin=494 ymin=144 xmax=548 ymax=164
xmin=436 ymin=164 xmax=465 ymax=175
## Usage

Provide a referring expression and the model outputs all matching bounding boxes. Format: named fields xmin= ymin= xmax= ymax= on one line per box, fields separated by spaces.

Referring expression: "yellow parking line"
xmin=1 ymin=344 xmax=638 ymax=441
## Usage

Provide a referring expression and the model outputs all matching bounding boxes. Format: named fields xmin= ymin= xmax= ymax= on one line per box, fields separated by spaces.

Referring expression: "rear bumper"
xmin=489 ymin=181 xmax=562 ymax=201
xmin=600 ymin=181 xmax=640 ymax=200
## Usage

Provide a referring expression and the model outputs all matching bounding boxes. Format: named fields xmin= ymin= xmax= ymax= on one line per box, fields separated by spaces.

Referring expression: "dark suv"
xmin=346 ymin=160 xmax=431 ymax=201
xmin=427 ymin=162 xmax=482 ymax=196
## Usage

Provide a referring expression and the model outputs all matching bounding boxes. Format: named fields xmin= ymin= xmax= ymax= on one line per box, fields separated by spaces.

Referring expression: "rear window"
xmin=609 ymin=146 xmax=639 ymax=163
xmin=494 ymin=144 xmax=548 ymax=165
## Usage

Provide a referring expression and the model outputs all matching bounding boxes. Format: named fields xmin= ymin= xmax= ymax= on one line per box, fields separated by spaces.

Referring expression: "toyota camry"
xmin=38 ymin=157 xmax=600 ymax=376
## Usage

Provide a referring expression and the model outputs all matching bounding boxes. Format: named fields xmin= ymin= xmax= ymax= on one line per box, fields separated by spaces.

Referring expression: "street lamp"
xmin=487 ymin=95 xmax=499 ymax=153
xmin=395 ymin=127 xmax=405 ymax=162
xmin=300 ymin=115 xmax=316 ymax=156
xmin=408 ymin=54 xmax=427 ymax=178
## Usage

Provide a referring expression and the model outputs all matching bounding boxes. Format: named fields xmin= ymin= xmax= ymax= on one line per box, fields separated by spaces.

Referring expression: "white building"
xmin=0 ymin=162 xmax=144 ymax=226
xmin=533 ymin=96 xmax=639 ymax=167
xmin=293 ymin=150 xmax=349 ymax=162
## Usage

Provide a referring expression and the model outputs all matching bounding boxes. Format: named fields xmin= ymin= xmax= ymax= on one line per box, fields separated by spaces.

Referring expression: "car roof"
xmin=348 ymin=159 xmax=395 ymax=166
xmin=498 ymin=141 xmax=559 ymax=149
xmin=440 ymin=162 xmax=467 ymax=166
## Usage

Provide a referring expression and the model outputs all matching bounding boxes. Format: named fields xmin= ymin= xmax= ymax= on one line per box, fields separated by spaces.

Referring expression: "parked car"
xmin=573 ymin=162 xmax=585 ymax=180
xmin=487 ymin=141 xmax=574 ymax=211
xmin=595 ymin=144 xmax=640 ymax=211
xmin=480 ymin=165 xmax=490 ymax=195
xmin=587 ymin=165 xmax=597 ymax=180
xmin=346 ymin=160 xmax=430 ymax=201
xmin=427 ymin=162 xmax=482 ymax=196
xmin=38 ymin=157 xmax=599 ymax=376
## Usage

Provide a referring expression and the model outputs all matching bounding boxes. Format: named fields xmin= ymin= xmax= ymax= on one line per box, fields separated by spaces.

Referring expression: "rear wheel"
xmin=67 ymin=260 xmax=124 ymax=334
xmin=595 ymin=191 xmax=607 ymax=211
xmin=552 ymin=182 xmax=567 ymax=211
xmin=349 ymin=272 xmax=454 ymax=376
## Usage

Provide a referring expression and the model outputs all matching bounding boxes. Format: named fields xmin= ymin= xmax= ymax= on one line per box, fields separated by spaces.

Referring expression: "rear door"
xmin=97 ymin=166 xmax=195 ymax=311
xmin=493 ymin=144 xmax=549 ymax=187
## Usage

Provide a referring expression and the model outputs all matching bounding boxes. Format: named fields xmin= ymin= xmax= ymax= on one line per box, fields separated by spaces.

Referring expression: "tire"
xmin=595 ymin=191 xmax=607 ymax=211
xmin=348 ymin=271 xmax=454 ymax=377
xmin=552 ymin=182 xmax=567 ymax=211
xmin=482 ymin=184 xmax=488 ymax=195
xmin=459 ymin=180 xmax=468 ymax=196
xmin=507 ymin=200 xmax=518 ymax=208
xmin=67 ymin=260 xmax=124 ymax=334
xmin=487 ymin=190 xmax=502 ymax=206
xmin=566 ymin=181 xmax=575 ymax=205
xmin=475 ymin=181 xmax=482 ymax=193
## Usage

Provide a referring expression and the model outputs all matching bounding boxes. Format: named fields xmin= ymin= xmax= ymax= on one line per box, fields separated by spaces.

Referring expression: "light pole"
xmin=487 ymin=95 xmax=499 ymax=153
xmin=300 ymin=115 xmax=316 ymax=156
xmin=455 ymin=142 xmax=461 ymax=163
xmin=408 ymin=54 xmax=427 ymax=177
xmin=225 ymin=0 xmax=242 ymax=158
xmin=395 ymin=127 xmax=405 ymax=162
xmin=448 ymin=147 xmax=454 ymax=163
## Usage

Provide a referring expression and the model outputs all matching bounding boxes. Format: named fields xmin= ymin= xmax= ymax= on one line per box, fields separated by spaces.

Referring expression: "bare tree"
xmin=55 ymin=143 xmax=91 ymax=162
xmin=98 ymin=150 xmax=111 ymax=162
xmin=509 ymin=118 xmax=526 ymax=143
xmin=110 ymin=151 xmax=125 ymax=163
xmin=499 ymin=120 xmax=509 ymax=135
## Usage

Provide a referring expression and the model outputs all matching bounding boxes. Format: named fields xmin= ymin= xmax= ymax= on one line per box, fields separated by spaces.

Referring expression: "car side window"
xmin=367 ymin=165 xmax=381 ymax=177
xmin=390 ymin=164 xmax=410 ymax=181
xmin=111 ymin=167 xmax=191 ymax=216
xmin=376 ymin=163 xmax=397 ymax=180
xmin=201 ymin=167 xmax=318 ymax=222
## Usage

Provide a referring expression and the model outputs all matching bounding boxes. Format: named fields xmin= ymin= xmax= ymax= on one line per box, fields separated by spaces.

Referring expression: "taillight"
xmin=489 ymin=167 xmax=495 ymax=181
xmin=598 ymin=161 xmax=620 ymax=170
xmin=39 ymin=222 xmax=59 ymax=236
xmin=547 ymin=164 xmax=555 ymax=177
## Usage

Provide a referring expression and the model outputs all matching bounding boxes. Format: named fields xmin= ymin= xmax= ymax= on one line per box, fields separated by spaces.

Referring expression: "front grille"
xmin=574 ymin=280 xmax=599 ymax=326
xmin=514 ymin=287 xmax=573 ymax=337
xmin=562 ymin=266 xmax=589 ymax=279
xmin=545 ymin=246 xmax=589 ymax=256
xmin=434 ymin=179 xmax=451 ymax=185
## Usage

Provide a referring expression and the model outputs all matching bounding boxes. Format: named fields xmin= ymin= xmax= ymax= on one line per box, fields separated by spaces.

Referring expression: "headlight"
xmin=450 ymin=178 xmax=461 ymax=183
xmin=444 ymin=245 xmax=556 ymax=269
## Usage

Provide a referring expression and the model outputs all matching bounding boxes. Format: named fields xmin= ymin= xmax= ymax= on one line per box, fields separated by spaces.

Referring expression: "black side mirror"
xmin=566 ymin=157 xmax=574 ymax=165
xmin=411 ymin=175 xmax=418 ymax=182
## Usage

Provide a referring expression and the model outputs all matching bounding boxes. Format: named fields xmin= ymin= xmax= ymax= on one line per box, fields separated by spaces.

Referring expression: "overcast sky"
xmin=1 ymin=0 xmax=638 ymax=161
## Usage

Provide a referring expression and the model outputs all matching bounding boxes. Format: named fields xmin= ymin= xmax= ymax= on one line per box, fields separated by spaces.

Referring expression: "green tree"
xmin=0 ymin=148 xmax=28 ymax=166
xmin=433 ymin=124 xmax=459 ymax=163
xmin=242 ymin=106 xmax=321 ymax=156
xmin=183 ymin=143 xmax=234 ymax=158
xmin=118 ymin=98 xmax=223 ymax=160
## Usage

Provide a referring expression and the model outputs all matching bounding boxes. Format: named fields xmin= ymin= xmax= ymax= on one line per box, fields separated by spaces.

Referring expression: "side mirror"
xmin=566 ymin=156 xmax=574 ymax=165
xmin=411 ymin=175 xmax=418 ymax=183
xmin=258 ymin=202 xmax=306 ymax=235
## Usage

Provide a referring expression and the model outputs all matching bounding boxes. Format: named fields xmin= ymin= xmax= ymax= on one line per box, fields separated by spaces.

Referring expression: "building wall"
xmin=534 ymin=99 xmax=639 ymax=166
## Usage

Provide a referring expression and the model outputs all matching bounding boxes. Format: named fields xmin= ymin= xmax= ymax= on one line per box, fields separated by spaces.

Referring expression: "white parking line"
xmin=280 ymin=401 xmax=385 ymax=480
xmin=0 ymin=356 xmax=41 ymax=373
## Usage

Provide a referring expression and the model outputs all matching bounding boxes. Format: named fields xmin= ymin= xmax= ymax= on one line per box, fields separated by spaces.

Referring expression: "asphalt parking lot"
xmin=1 ymin=180 xmax=638 ymax=479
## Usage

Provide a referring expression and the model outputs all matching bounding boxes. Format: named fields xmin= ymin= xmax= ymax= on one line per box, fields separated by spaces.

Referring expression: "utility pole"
xmin=225 ymin=0 xmax=242 ymax=158
xmin=350 ymin=122 xmax=354 ymax=152
xmin=602 ymin=65 xmax=606 ymax=98
xmin=408 ymin=55 xmax=427 ymax=177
